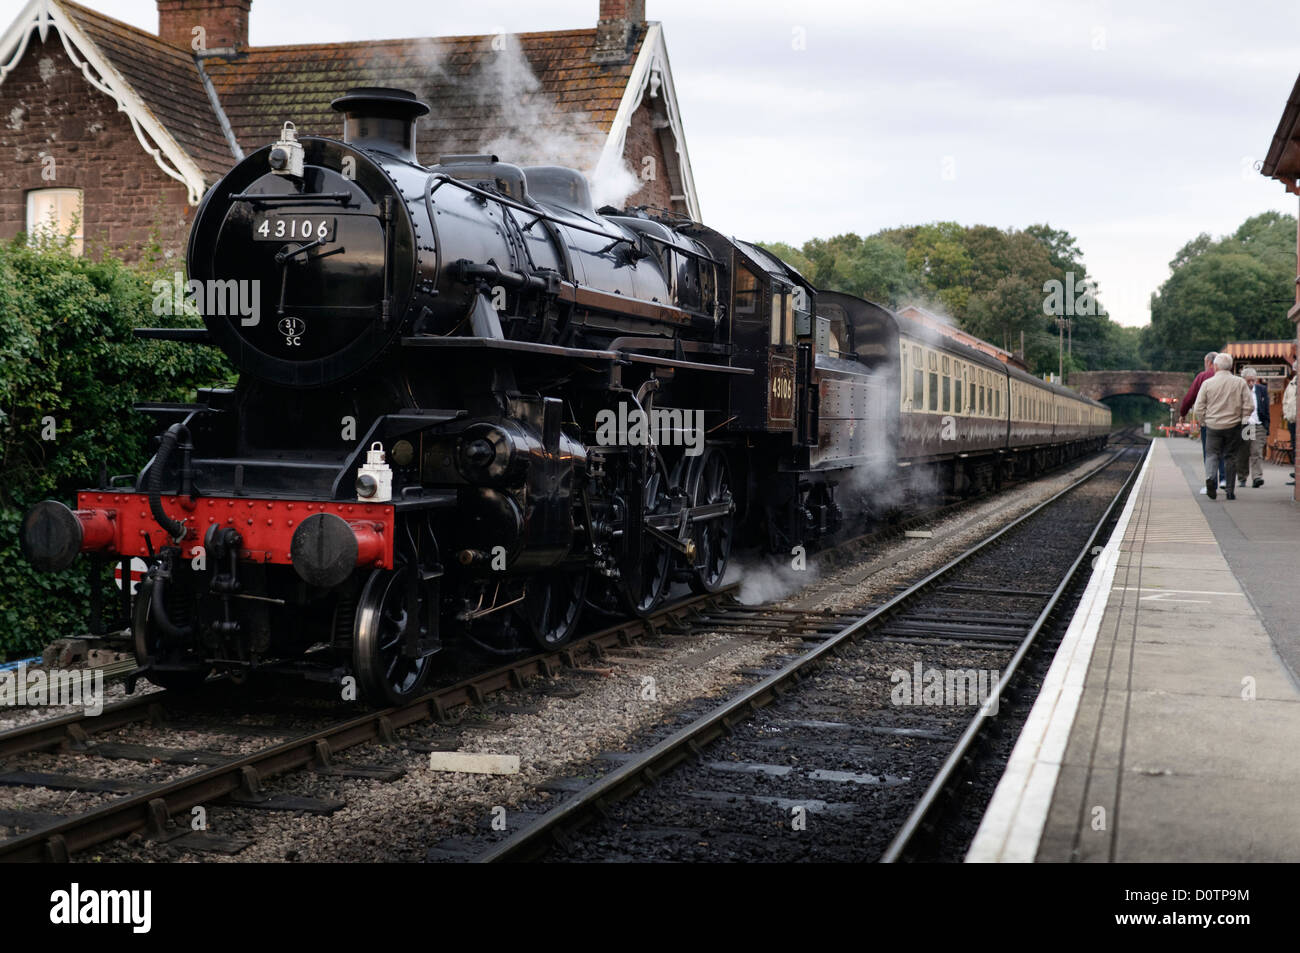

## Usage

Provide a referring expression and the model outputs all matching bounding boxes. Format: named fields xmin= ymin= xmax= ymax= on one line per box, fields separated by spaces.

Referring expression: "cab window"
xmin=734 ymin=266 xmax=759 ymax=314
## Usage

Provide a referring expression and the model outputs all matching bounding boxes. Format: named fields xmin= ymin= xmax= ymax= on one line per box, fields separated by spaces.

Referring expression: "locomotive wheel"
xmin=132 ymin=578 xmax=212 ymax=692
xmin=352 ymin=566 xmax=434 ymax=707
xmin=686 ymin=448 xmax=735 ymax=594
xmin=518 ymin=567 xmax=589 ymax=650
xmin=621 ymin=454 xmax=675 ymax=617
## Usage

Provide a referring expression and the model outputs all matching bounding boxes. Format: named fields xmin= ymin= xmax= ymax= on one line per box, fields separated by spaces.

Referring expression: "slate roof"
xmin=1262 ymin=72 xmax=1300 ymax=194
xmin=56 ymin=0 xmax=644 ymax=181
xmin=62 ymin=0 xmax=233 ymax=181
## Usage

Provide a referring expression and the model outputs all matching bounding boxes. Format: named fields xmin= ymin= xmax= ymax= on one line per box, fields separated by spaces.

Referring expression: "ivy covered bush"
xmin=0 ymin=235 xmax=231 ymax=657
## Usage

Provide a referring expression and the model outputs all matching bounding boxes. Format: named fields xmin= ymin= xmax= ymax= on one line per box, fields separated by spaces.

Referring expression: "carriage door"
xmin=767 ymin=282 xmax=796 ymax=431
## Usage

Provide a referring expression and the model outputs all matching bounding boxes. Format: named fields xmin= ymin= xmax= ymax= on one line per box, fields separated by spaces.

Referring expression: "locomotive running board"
xmin=401 ymin=336 xmax=752 ymax=375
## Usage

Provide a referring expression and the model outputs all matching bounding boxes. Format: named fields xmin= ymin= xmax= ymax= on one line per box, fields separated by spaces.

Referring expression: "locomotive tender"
xmin=19 ymin=88 xmax=1110 ymax=705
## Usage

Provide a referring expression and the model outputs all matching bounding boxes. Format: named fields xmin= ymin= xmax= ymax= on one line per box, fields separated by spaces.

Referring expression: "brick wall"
xmin=599 ymin=0 xmax=647 ymax=23
xmin=0 ymin=40 xmax=193 ymax=260
xmin=621 ymin=99 xmax=675 ymax=211
xmin=157 ymin=0 xmax=252 ymax=51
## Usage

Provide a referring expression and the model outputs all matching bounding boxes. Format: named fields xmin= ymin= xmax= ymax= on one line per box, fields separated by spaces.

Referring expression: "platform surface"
xmin=967 ymin=437 xmax=1300 ymax=862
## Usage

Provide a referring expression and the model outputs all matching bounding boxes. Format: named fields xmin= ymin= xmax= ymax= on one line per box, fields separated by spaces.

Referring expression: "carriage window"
xmin=928 ymin=370 xmax=939 ymax=411
xmin=942 ymin=375 xmax=951 ymax=412
xmin=994 ymin=389 xmax=1000 ymax=417
xmin=734 ymin=266 xmax=759 ymax=314
xmin=913 ymin=367 xmax=924 ymax=408
xmin=904 ymin=343 xmax=915 ymax=403
xmin=954 ymin=366 xmax=963 ymax=413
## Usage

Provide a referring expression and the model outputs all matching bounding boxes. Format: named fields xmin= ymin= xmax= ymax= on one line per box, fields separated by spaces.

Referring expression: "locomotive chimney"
xmin=331 ymin=87 xmax=430 ymax=163
xmin=157 ymin=0 xmax=252 ymax=51
xmin=592 ymin=0 xmax=646 ymax=64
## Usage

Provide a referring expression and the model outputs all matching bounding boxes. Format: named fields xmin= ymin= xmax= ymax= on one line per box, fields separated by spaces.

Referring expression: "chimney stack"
xmin=157 ymin=0 xmax=252 ymax=52
xmin=592 ymin=0 xmax=646 ymax=65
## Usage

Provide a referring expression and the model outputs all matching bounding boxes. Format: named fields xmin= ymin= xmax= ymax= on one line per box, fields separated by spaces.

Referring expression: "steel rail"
xmin=477 ymin=448 xmax=1139 ymax=862
xmin=879 ymin=442 xmax=1150 ymax=862
xmin=0 ymin=446 xmax=1095 ymax=762
xmin=0 ymin=586 xmax=738 ymax=862
xmin=0 ymin=689 xmax=171 ymax=761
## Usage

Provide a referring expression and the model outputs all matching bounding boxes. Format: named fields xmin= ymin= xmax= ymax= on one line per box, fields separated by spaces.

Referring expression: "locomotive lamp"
xmin=356 ymin=442 xmax=393 ymax=502
xmin=268 ymin=121 xmax=304 ymax=177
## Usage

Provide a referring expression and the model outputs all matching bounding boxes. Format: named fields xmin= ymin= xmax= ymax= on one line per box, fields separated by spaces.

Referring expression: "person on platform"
xmin=1180 ymin=351 xmax=1224 ymax=494
xmin=1236 ymin=367 xmax=1268 ymax=488
xmin=1193 ymin=354 xmax=1253 ymax=500
xmin=1284 ymin=360 xmax=1297 ymax=487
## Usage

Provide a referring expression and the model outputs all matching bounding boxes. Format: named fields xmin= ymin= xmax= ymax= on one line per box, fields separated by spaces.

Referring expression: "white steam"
xmin=723 ymin=556 xmax=821 ymax=606
xmin=470 ymin=36 xmax=639 ymax=209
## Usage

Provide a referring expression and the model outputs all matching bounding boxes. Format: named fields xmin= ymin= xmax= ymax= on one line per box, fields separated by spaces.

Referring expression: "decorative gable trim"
xmin=597 ymin=22 xmax=700 ymax=220
xmin=0 ymin=0 xmax=207 ymax=204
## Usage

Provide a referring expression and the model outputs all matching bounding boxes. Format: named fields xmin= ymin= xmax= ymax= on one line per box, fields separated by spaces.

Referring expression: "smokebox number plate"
xmin=253 ymin=214 xmax=335 ymax=243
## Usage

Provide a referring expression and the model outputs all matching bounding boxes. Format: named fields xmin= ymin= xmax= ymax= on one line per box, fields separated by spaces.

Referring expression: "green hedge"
xmin=0 ymin=236 xmax=231 ymax=658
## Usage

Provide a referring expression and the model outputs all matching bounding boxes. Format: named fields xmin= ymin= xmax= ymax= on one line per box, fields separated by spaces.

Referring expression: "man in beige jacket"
xmin=1194 ymin=353 xmax=1253 ymax=500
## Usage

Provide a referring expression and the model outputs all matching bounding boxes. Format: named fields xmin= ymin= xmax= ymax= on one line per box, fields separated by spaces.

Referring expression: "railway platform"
xmin=967 ymin=436 xmax=1300 ymax=862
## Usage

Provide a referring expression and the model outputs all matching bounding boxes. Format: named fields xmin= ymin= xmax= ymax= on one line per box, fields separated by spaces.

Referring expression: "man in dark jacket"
xmin=1236 ymin=366 xmax=1269 ymax=487
xmin=1181 ymin=351 xmax=1224 ymax=492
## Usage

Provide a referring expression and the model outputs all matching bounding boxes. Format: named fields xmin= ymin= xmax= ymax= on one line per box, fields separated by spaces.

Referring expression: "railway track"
xmin=0 ymin=447 xmax=1124 ymax=863
xmin=464 ymin=444 xmax=1147 ymax=863
xmin=0 ymin=586 xmax=780 ymax=862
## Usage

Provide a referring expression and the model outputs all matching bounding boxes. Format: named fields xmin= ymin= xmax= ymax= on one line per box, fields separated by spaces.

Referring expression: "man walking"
xmin=1181 ymin=351 xmax=1223 ymax=494
xmin=1194 ymin=354 xmax=1253 ymax=500
xmin=1284 ymin=360 xmax=1297 ymax=487
xmin=1236 ymin=366 xmax=1268 ymax=488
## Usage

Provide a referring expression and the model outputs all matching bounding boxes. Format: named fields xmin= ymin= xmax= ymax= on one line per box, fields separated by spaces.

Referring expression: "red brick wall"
xmin=157 ymin=0 xmax=252 ymax=51
xmin=599 ymin=0 xmax=647 ymax=23
xmin=0 ymin=39 xmax=193 ymax=259
xmin=622 ymin=99 xmax=675 ymax=211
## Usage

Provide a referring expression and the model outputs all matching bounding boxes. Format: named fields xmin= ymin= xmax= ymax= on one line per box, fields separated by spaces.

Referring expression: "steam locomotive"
xmin=19 ymin=88 xmax=1110 ymax=706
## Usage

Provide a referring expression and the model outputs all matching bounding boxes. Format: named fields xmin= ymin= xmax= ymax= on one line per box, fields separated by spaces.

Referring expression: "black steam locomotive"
xmin=19 ymin=88 xmax=1109 ymax=706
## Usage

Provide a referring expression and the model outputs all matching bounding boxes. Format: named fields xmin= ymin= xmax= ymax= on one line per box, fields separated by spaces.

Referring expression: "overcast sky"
xmin=11 ymin=0 xmax=1300 ymax=327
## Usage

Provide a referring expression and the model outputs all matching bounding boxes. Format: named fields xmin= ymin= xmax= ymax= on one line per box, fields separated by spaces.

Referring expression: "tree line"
xmin=764 ymin=210 xmax=1298 ymax=377
xmin=1143 ymin=211 xmax=1296 ymax=370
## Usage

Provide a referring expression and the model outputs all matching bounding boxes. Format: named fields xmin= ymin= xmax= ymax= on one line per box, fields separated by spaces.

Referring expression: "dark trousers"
xmin=1205 ymin=426 xmax=1242 ymax=487
xmin=1200 ymin=426 xmax=1226 ymax=483
xmin=1290 ymin=423 xmax=1296 ymax=482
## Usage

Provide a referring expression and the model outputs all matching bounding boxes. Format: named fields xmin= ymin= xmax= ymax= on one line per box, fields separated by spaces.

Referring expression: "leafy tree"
xmin=1145 ymin=211 xmax=1297 ymax=371
xmin=0 ymin=236 xmax=231 ymax=656
xmin=761 ymin=219 xmax=1136 ymax=376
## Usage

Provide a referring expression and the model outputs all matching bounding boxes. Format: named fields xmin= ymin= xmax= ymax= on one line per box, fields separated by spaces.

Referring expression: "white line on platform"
xmin=965 ymin=446 xmax=1155 ymax=863
xmin=1110 ymin=587 xmax=1244 ymax=597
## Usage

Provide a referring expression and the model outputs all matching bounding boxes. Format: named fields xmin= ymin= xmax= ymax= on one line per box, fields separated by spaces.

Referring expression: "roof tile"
xmin=54 ymin=1 xmax=643 ymax=182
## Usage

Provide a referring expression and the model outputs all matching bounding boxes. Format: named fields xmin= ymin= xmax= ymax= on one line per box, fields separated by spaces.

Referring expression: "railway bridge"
xmin=1068 ymin=370 xmax=1192 ymax=404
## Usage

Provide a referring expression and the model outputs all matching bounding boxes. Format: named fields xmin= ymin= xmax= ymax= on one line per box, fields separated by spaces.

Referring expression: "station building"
xmin=1220 ymin=339 xmax=1297 ymax=466
xmin=0 ymin=0 xmax=699 ymax=258
xmin=1261 ymin=71 xmax=1300 ymax=496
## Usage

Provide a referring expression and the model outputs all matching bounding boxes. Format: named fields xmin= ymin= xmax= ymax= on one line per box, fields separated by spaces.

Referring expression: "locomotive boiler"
xmin=19 ymin=87 xmax=1110 ymax=706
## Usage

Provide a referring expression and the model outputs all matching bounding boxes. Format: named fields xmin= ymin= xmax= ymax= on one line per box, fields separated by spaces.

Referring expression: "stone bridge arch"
xmin=1068 ymin=370 xmax=1192 ymax=403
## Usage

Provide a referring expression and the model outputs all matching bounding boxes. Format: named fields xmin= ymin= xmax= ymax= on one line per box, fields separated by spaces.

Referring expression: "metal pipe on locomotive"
xmin=18 ymin=87 xmax=1110 ymax=706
